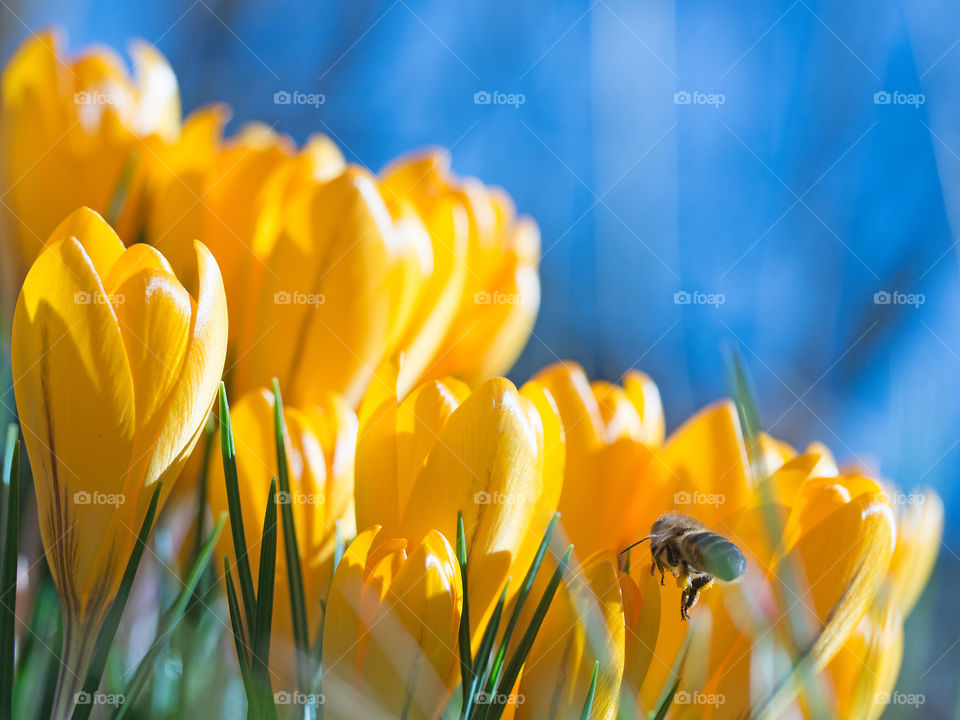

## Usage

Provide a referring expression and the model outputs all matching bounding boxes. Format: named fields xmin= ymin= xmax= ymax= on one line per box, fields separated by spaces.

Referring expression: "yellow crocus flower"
xmin=206 ymin=386 xmax=357 ymax=689
xmin=0 ymin=30 xmax=180 ymax=300
xmin=228 ymin=163 xmax=432 ymax=408
xmin=321 ymin=525 xmax=462 ymax=720
xmin=528 ymin=362 xmax=927 ymax=719
xmin=354 ymin=375 xmax=564 ymax=639
xmin=381 ymin=150 xmax=540 ymax=388
xmin=11 ymin=207 xmax=226 ymax=719
xmin=533 ymin=362 xmax=665 ymax=558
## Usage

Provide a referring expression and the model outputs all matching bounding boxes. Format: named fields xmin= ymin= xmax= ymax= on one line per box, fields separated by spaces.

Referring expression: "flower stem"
xmin=50 ymin=609 xmax=99 ymax=720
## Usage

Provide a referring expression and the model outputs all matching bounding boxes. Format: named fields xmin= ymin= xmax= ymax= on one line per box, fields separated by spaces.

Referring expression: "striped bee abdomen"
xmin=679 ymin=530 xmax=746 ymax=582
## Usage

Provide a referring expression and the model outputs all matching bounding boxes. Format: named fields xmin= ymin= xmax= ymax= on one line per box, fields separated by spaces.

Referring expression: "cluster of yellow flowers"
xmin=0 ymin=31 xmax=942 ymax=720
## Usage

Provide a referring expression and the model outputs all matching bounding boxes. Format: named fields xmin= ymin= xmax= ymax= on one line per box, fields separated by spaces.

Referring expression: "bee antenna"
xmin=619 ymin=536 xmax=653 ymax=556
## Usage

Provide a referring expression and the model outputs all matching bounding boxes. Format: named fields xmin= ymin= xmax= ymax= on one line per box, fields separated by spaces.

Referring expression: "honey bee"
xmin=620 ymin=512 xmax=746 ymax=621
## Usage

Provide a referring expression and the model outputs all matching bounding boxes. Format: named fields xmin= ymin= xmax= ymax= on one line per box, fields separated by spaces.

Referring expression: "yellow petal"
xmin=619 ymin=563 xmax=662 ymax=718
xmin=623 ymin=370 xmax=665 ymax=446
xmin=12 ymin=236 xmax=135 ymax=615
xmin=822 ymin=589 xmax=903 ymax=720
xmin=128 ymin=40 xmax=180 ymax=140
xmin=517 ymin=551 xmax=624 ymax=720
xmin=109 ymin=250 xmax=193 ymax=501
xmin=393 ymin=199 xmax=469 ymax=396
xmin=399 ymin=377 xmax=542 ymax=635
xmin=511 ymin=379 xmax=565 ymax=575
xmin=658 ymin=400 xmax=752 ymax=528
xmin=888 ymin=489 xmax=943 ymax=615
xmin=142 ymin=240 xmax=226 ymax=499
xmin=533 ymin=361 xmax=605 ymax=456
xmin=354 ymin=393 xmax=402 ymax=535
xmin=44 ymin=207 xmax=125 ymax=280
xmin=591 ymin=380 xmax=644 ymax=442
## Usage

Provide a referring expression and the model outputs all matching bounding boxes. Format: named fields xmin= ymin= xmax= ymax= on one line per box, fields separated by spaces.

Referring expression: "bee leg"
xmin=681 ymin=574 xmax=714 ymax=620
xmin=666 ymin=545 xmax=680 ymax=578
xmin=651 ymin=547 xmax=667 ymax=586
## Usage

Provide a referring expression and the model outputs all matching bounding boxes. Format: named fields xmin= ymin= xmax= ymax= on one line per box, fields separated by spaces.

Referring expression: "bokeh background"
xmin=2 ymin=0 xmax=958 ymax=715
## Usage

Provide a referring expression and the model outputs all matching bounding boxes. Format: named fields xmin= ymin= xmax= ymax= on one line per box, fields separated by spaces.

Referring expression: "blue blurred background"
xmin=3 ymin=0 xmax=959 ymax=714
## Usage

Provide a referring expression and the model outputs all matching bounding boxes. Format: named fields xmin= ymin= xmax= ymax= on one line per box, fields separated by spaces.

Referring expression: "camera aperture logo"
xmin=474 ymin=491 xmax=507 ymax=505
xmin=873 ymin=290 xmax=924 ymax=308
xmin=674 ymin=490 xmax=725 ymax=508
xmin=74 ymin=290 xmax=123 ymax=306
xmin=474 ymin=290 xmax=521 ymax=305
xmin=674 ymin=290 xmax=725 ymax=308
xmin=873 ymin=90 xmax=925 ymax=108
xmin=74 ymin=90 xmax=128 ymax=107
xmin=274 ymin=90 xmax=325 ymax=108
xmin=275 ymin=490 xmax=325 ymax=506
xmin=876 ymin=691 xmax=925 ymax=707
xmin=275 ymin=690 xmax=325 ymax=706
xmin=674 ymin=90 xmax=725 ymax=108
xmin=74 ymin=490 xmax=125 ymax=507
xmin=475 ymin=691 xmax=525 ymax=706
xmin=274 ymin=290 xmax=326 ymax=307
xmin=474 ymin=90 xmax=525 ymax=108
xmin=75 ymin=691 xmax=125 ymax=707
xmin=675 ymin=691 xmax=725 ymax=707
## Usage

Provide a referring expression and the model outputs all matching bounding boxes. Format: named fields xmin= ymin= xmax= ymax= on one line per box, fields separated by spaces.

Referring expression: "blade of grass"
xmin=71 ymin=482 xmax=162 ymax=720
xmin=224 ymin=560 xmax=253 ymax=703
xmin=578 ymin=660 xmax=599 ymax=720
xmin=485 ymin=545 xmax=572 ymax=720
xmin=463 ymin=585 xmax=507 ymax=719
xmin=114 ymin=514 xmax=227 ymax=718
xmin=724 ymin=346 xmax=830 ymax=720
xmin=0 ymin=427 xmax=20 ymax=720
xmin=456 ymin=512 xmax=472 ymax=707
xmin=485 ymin=512 xmax=560 ymax=698
xmin=251 ymin=479 xmax=278 ymax=720
xmin=219 ymin=383 xmax=257 ymax=635
xmin=270 ymin=379 xmax=310 ymax=693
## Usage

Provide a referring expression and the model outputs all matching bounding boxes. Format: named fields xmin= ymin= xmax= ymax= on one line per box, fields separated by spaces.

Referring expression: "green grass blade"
xmin=224 ymin=560 xmax=253 ymax=700
xmin=0 ymin=427 xmax=20 ymax=720
xmin=579 ymin=660 xmax=599 ymax=720
xmin=71 ymin=482 xmax=162 ymax=720
xmin=251 ymin=479 xmax=278 ymax=719
xmin=724 ymin=347 xmax=831 ymax=720
xmin=456 ymin=512 xmax=473 ymax=707
xmin=270 ymin=379 xmax=310 ymax=692
xmin=113 ymin=514 xmax=227 ymax=718
xmin=463 ymin=584 xmax=507 ymax=719
xmin=485 ymin=512 xmax=560 ymax=697
xmin=219 ymin=382 xmax=258 ymax=635
xmin=486 ymin=544 xmax=572 ymax=720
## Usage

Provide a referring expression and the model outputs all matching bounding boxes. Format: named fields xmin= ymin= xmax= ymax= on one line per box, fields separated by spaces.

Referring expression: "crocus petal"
xmin=44 ymin=206 xmax=126 ymax=279
xmin=128 ymin=39 xmax=180 ymax=140
xmin=619 ymin=562 xmax=662 ymax=718
xmin=142 ymin=241 xmax=226 ymax=499
xmin=822 ymin=590 xmax=903 ymax=720
xmin=12 ymin=236 xmax=135 ymax=612
xmin=517 ymin=551 xmax=625 ymax=720
xmin=399 ymin=377 xmax=542 ymax=635
xmin=392 ymin=199 xmax=469 ymax=397
xmin=657 ymin=400 xmax=752 ymax=528
xmin=622 ymin=370 xmax=665 ymax=446
xmin=533 ymin=361 xmax=605 ymax=456
xmin=322 ymin=527 xmax=462 ymax=720
xmin=888 ymin=489 xmax=943 ymax=615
